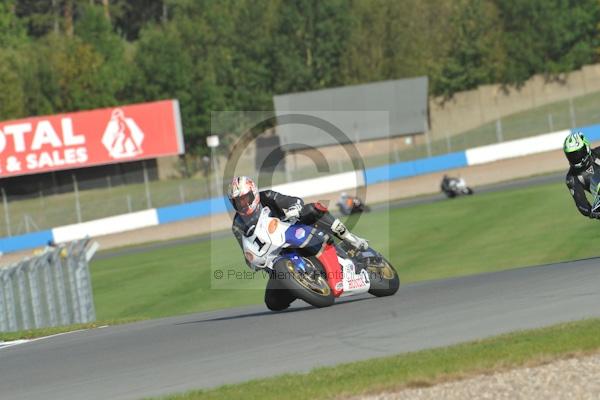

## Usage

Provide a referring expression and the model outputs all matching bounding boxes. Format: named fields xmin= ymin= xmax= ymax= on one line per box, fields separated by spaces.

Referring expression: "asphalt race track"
xmin=0 ymin=171 xmax=586 ymax=400
xmin=1 ymin=256 xmax=600 ymax=400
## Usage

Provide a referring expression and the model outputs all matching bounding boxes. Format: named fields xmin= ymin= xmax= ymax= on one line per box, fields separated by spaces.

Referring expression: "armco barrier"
xmin=157 ymin=196 xmax=228 ymax=224
xmin=364 ymin=151 xmax=468 ymax=185
xmin=52 ymin=209 xmax=159 ymax=243
xmin=155 ymin=171 xmax=365 ymax=224
xmin=0 ymin=230 xmax=54 ymax=254
xmin=465 ymin=130 xmax=569 ymax=166
xmin=2 ymin=125 xmax=600 ymax=253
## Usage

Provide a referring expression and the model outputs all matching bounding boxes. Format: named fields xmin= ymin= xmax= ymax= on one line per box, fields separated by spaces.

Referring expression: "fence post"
xmin=392 ymin=142 xmax=401 ymax=163
xmin=39 ymin=183 xmax=45 ymax=208
xmin=74 ymin=240 xmax=95 ymax=323
xmin=0 ymin=269 xmax=7 ymax=332
xmin=2 ymin=188 xmax=11 ymax=237
xmin=66 ymin=243 xmax=82 ymax=324
xmin=72 ymin=174 xmax=82 ymax=223
xmin=569 ymin=98 xmax=577 ymax=128
xmin=285 ymin=163 xmax=292 ymax=183
xmin=547 ymin=113 xmax=554 ymax=132
xmin=3 ymin=271 xmax=17 ymax=332
xmin=143 ymin=161 xmax=152 ymax=209
xmin=27 ymin=260 xmax=43 ymax=329
xmin=424 ymin=121 xmax=432 ymax=158
xmin=444 ymin=131 xmax=452 ymax=153
xmin=496 ymin=119 xmax=504 ymax=142
xmin=16 ymin=265 xmax=31 ymax=330
xmin=42 ymin=257 xmax=58 ymax=327
xmin=179 ymin=184 xmax=185 ymax=204
xmin=52 ymin=252 xmax=70 ymax=325
xmin=126 ymin=195 xmax=133 ymax=213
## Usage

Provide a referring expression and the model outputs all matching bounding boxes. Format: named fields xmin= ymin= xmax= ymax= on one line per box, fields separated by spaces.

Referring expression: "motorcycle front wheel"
xmin=272 ymin=257 xmax=335 ymax=308
xmin=367 ymin=257 xmax=400 ymax=297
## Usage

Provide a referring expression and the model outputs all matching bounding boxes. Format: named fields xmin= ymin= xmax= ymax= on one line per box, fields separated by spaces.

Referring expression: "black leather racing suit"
xmin=565 ymin=147 xmax=600 ymax=218
xmin=231 ymin=190 xmax=337 ymax=311
xmin=231 ymin=190 xmax=335 ymax=263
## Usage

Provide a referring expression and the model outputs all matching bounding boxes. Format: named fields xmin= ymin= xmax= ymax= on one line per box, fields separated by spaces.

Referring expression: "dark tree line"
xmin=1 ymin=0 xmax=599 ymax=154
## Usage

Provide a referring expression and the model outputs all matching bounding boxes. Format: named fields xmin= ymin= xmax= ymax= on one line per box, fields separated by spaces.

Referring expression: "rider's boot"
xmin=305 ymin=202 xmax=369 ymax=250
xmin=330 ymin=219 xmax=369 ymax=250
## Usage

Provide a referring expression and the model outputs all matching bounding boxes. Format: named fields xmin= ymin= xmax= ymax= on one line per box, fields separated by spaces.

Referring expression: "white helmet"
xmin=227 ymin=176 xmax=260 ymax=216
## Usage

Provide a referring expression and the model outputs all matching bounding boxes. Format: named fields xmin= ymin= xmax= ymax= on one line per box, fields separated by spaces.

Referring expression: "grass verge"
xmin=0 ymin=318 xmax=144 ymax=341
xmin=152 ymin=318 xmax=600 ymax=400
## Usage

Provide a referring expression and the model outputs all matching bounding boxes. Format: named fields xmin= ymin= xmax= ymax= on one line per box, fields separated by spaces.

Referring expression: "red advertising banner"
xmin=0 ymin=100 xmax=184 ymax=177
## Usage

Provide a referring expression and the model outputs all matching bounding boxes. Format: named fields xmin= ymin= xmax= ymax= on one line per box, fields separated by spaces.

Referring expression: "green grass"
xmin=0 ymin=319 xmax=143 ymax=341
xmin=86 ymin=179 xmax=596 ymax=322
xmin=152 ymin=318 xmax=600 ymax=400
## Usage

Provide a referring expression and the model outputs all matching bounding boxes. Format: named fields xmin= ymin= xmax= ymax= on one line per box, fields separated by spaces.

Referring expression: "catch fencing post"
xmin=27 ymin=259 xmax=43 ymax=329
xmin=72 ymin=174 xmax=82 ymax=223
xmin=42 ymin=256 xmax=58 ymax=327
xmin=444 ymin=131 xmax=452 ymax=152
xmin=547 ymin=113 xmax=554 ymax=132
xmin=126 ymin=195 xmax=133 ymax=213
xmin=16 ymin=264 xmax=31 ymax=330
xmin=143 ymin=161 xmax=152 ymax=209
xmin=392 ymin=142 xmax=401 ymax=163
xmin=179 ymin=184 xmax=185 ymax=204
xmin=2 ymin=270 xmax=17 ymax=332
xmin=2 ymin=188 xmax=11 ymax=237
xmin=51 ymin=251 xmax=70 ymax=326
xmin=0 ymin=269 xmax=7 ymax=332
xmin=424 ymin=121 xmax=432 ymax=158
xmin=496 ymin=119 xmax=504 ymax=142
xmin=569 ymin=98 xmax=577 ymax=128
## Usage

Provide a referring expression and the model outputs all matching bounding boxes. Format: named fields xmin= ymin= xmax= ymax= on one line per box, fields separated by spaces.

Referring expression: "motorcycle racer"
xmin=564 ymin=131 xmax=600 ymax=219
xmin=228 ymin=176 xmax=369 ymax=266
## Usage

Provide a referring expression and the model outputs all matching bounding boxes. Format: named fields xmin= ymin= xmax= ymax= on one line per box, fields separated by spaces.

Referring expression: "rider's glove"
xmin=283 ymin=203 xmax=302 ymax=221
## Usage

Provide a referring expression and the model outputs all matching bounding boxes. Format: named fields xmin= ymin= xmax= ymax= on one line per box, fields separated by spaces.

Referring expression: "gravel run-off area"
xmin=356 ymin=353 xmax=600 ymax=400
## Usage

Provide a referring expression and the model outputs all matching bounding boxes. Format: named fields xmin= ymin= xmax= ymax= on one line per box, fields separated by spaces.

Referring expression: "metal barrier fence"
xmin=0 ymin=239 xmax=98 ymax=333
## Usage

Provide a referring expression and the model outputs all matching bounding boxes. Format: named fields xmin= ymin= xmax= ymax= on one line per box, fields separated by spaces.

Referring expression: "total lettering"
xmin=0 ymin=118 xmax=85 ymax=153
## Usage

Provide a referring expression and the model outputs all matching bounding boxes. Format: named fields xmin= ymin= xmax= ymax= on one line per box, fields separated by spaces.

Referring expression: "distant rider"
xmin=337 ymin=191 xmax=354 ymax=214
xmin=564 ymin=131 xmax=600 ymax=218
xmin=228 ymin=176 xmax=368 ymax=263
xmin=440 ymin=174 xmax=452 ymax=195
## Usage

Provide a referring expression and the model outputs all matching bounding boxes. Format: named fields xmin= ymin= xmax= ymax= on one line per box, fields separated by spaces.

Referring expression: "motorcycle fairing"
xmin=337 ymin=256 xmax=371 ymax=297
xmin=318 ymin=244 xmax=344 ymax=297
xmin=284 ymin=224 xmax=326 ymax=255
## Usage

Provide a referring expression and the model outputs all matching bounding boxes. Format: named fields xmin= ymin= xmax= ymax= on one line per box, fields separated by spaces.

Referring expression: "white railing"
xmin=0 ymin=239 xmax=98 ymax=333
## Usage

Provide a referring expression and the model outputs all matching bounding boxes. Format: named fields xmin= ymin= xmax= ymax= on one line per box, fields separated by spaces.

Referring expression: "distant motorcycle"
xmin=337 ymin=195 xmax=371 ymax=215
xmin=441 ymin=176 xmax=474 ymax=198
